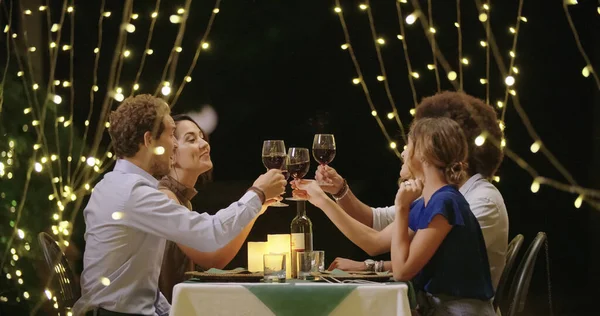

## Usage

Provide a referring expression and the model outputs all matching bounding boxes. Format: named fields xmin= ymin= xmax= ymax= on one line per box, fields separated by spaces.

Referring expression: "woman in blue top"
xmin=294 ymin=117 xmax=494 ymax=315
xmin=391 ymin=117 xmax=494 ymax=315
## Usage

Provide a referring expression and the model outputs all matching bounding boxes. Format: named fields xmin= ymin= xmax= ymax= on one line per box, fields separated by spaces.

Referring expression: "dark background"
xmin=4 ymin=0 xmax=600 ymax=315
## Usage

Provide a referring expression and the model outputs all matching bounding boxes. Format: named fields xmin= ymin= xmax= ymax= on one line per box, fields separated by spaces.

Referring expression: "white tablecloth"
xmin=170 ymin=282 xmax=412 ymax=316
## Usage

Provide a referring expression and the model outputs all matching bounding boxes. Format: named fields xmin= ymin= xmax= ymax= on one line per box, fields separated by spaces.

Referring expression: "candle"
xmin=247 ymin=242 xmax=268 ymax=272
xmin=267 ymin=234 xmax=291 ymax=279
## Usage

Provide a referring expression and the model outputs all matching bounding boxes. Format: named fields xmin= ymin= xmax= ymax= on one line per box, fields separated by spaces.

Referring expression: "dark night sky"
xmin=40 ymin=0 xmax=600 ymax=314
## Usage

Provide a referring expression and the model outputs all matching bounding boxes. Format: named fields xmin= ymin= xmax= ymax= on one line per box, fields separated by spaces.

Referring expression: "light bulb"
xmin=530 ymin=179 xmax=540 ymax=193
xmin=475 ymin=135 xmax=486 ymax=146
xmin=574 ymin=195 xmax=583 ymax=208
xmin=447 ymin=71 xmax=457 ymax=81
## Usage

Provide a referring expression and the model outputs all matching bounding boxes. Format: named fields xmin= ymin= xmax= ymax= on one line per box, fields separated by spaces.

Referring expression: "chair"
xmin=505 ymin=232 xmax=547 ymax=316
xmin=38 ymin=232 xmax=80 ymax=311
xmin=493 ymin=234 xmax=524 ymax=311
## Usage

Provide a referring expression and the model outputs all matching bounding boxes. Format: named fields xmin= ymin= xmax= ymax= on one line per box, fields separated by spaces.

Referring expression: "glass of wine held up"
xmin=312 ymin=134 xmax=336 ymax=186
xmin=262 ymin=140 xmax=289 ymax=207
xmin=286 ymin=147 xmax=311 ymax=201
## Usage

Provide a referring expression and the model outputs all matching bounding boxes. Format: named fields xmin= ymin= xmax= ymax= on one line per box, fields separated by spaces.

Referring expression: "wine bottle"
xmin=290 ymin=201 xmax=313 ymax=278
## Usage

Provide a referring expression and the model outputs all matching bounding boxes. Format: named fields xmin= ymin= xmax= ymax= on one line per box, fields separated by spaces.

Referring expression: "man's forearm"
xmin=336 ymin=189 xmax=374 ymax=227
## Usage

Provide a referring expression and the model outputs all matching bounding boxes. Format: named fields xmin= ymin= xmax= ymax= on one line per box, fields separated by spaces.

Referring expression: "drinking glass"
xmin=312 ymin=134 xmax=336 ymax=186
xmin=286 ymin=147 xmax=310 ymax=201
xmin=296 ymin=250 xmax=325 ymax=280
xmin=263 ymin=253 xmax=286 ymax=283
xmin=261 ymin=140 xmax=288 ymax=207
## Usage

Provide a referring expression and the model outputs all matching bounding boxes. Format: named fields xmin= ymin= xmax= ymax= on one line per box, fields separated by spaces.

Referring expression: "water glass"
xmin=296 ymin=250 xmax=325 ymax=280
xmin=263 ymin=253 xmax=286 ymax=282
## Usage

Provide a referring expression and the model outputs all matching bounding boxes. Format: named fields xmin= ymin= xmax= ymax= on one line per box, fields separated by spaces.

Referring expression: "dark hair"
xmin=414 ymin=91 xmax=504 ymax=178
xmin=109 ymin=94 xmax=170 ymax=158
xmin=171 ymin=114 xmax=212 ymax=184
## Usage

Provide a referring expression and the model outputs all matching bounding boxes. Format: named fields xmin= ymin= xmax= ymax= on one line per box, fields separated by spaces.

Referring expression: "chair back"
xmin=506 ymin=232 xmax=547 ymax=316
xmin=37 ymin=232 xmax=80 ymax=309
xmin=493 ymin=234 xmax=524 ymax=310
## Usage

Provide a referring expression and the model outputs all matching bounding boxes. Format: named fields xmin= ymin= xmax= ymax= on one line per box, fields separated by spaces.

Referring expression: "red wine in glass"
xmin=286 ymin=147 xmax=310 ymax=201
xmin=262 ymin=140 xmax=288 ymax=207
xmin=312 ymin=149 xmax=336 ymax=165
xmin=312 ymin=134 xmax=336 ymax=186
xmin=262 ymin=154 xmax=287 ymax=170
xmin=288 ymin=161 xmax=310 ymax=179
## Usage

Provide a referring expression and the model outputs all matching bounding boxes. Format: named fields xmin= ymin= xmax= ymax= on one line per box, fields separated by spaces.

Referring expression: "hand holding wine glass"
xmin=253 ymin=169 xmax=287 ymax=200
xmin=290 ymin=179 xmax=329 ymax=208
xmin=315 ymin=165 xmax=345 ymax=194
xmin=261 ymin=140 xmax=289 ymax=207
xmin=312 ymin=134 xmax=336 ymax=186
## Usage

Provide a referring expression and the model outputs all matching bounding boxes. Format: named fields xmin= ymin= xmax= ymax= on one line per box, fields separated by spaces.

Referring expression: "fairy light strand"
xmin=331 ymin=1 xmax=400 ymax=157
xmin=427 ymin=0 xmax=441 ymax=92
xmin=166 ymin=0 xmax=193 ymax=92
xmin=484 ymin=0 xmax=491 ymax=104
xmin=500 ymin=0 xmax=524 ymax=122
xmin=0 ymin=0 xmax=12 ymax=115
xmin=170 ymin=0 xmax=223 ymax=107
xmin=364 ymin=0 xmax=407 ymax=144
xmin=1 ymin=1 xmax=69 ymax=271
xmin=129 ymin=0 xmax=162 ymax=97
xmin=153 ymin=0 xmax=192 ymax=97
xmin=71 ymin=0 xmax=107 ymax=182
xmin=562 ymin=1 xmax=600 ymax=90
xmin=341 ymin=0 xmax=600 ymax=209
xmin=409 ymin=0 xmax=460 ymax=91
xmin=472 ymin=0 xmax=580 ymax=191
xmin=456 ymin=0 xmax=463 ymax=91
xmin=394 ymin=1 xmax=419 ymax=108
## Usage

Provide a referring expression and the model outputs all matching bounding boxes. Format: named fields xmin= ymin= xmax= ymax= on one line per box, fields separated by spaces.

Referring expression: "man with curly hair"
xmin=73 ymin=94 xmax=287 ymax=316
xmin=315 ymin=91 xmax=508 ymax=291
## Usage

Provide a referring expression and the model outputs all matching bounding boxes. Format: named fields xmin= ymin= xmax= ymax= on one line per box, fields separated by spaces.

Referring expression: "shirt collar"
xmin=459 ymin=173 xmax=484 ymax=196
xmin=113 ymin=159 xmax=159 ymax=188
xmin=159 ymin=175 xmax=198 ymax=203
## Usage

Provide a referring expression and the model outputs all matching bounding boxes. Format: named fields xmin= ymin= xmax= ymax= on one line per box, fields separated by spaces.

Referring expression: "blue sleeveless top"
xmin=409 ymin=185 xmax=494 ymax=300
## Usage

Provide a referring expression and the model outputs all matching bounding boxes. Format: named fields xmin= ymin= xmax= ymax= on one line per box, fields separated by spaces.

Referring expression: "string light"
xmin=447 ymin=71 xmax=457 ymax=81
xmin=531 ymin=179 xmax=541 ymax=193
xmin=574 ymin=195 xmax=584 ymax=208
xmin=581 ymin=65 xmax=591 ymax=78
xmin=475 ymin=134 xmax=486 ymax=146
xmin=405 ymin=13 xmax=417 ymax=25
xmin=505 ymin=76 xmax=515 ymax=86
xmin=530 ymin=141 xmax=541 ymax=153
xmin=125 ymin=24 xmax=136 ymax=33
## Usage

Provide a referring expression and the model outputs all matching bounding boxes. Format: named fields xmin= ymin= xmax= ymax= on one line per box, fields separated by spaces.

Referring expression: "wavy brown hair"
xmin=109 ymin=94 xmax=170 ymax=158
xmin=408 ymin=117 xmax=469 ymax=186
xmin=414 ymin=91 xmax=503 ymax=178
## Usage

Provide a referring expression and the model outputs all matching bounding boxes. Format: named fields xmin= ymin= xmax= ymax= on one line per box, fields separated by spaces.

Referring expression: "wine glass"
xmin=286 ymin=147 xmax=310 ymax=201
xmin=312 ymin=134 xmax=336 ymax=186
xmin=262 ymin=140 xmax=288 ymax=207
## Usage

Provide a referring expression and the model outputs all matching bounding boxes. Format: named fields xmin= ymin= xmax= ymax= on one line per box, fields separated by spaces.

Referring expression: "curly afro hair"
xmin=414 ymin=91 xmax=504 ymax=178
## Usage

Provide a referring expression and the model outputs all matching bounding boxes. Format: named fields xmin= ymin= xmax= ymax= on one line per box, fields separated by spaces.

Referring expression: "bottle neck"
xmin=296 ymin=201 xmax=306 ymax=217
